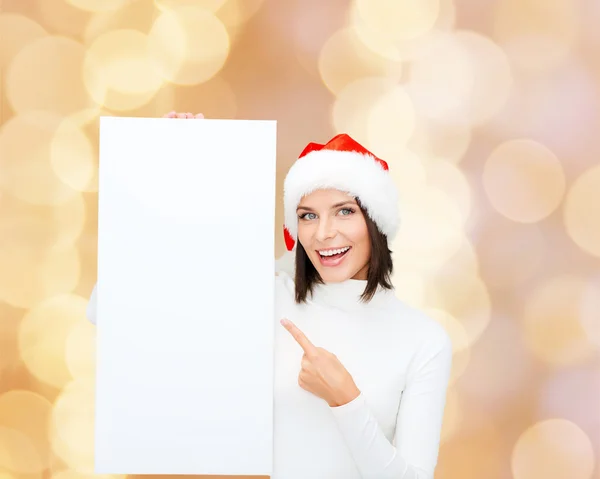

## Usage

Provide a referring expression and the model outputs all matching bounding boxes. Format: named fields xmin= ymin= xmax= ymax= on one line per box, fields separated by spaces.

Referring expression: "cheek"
xmin=343 ymin=219 xmax=370 ymax=247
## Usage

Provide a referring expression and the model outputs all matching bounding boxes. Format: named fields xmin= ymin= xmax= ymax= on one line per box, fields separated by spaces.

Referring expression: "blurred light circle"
xmin=49 ymin=117 xmax=96 ymax=193
xmin=0 ymin=14 xmax=47 ymax=68
xmin=435 ymin=0 xmax=456 ymax=31
xmin=0 ymin=244 xmax=80 ymax=308
xmin=453 ymin=30 xmax=513 ymax=125
xmin=135 ymin=76 xmax=237 ymax=120
xmin=488 ymin=62 xmax=600 ymax=164
xmin=216 ymin=0 xmax=266 ymax=28
xmin=390 ymin=271 xmax=425 ymax=308
xmin=538 ymin=367 xmax=600 ymax=455
xmin=437 ymin=237 xmax=480 ymax=278
xmin=493 ymin=0 xmax=577 ymax=72
xmin=387 ymin=150 xmax=427 ymax=200
xmin=291 ymin=0 xmax=366 ymax=79
xmin=367 ymin=86 xmax=416 ymax=156
xmin=83 ymin=29 xmax=164 ymax=111
xmin=148 ymin=6 xmax=230 ymax=86
xmin=18 ymin=295 xmax=87 ymax=388
xmin=522 ymin=275 xmax=598 ymax=366
xmin=123 ymin=82 xmax=178 ymax=119
xmin=425 ymin=272 xmax=492 ymax=345
xmin=564 ymin=165 xmax=600 ymax=258
xmin=408 ymin=116 xmax=471 ymax=164
xmin=332 ymin=77 xmax=397 ymax=146
xmin=483 ymin=139 xmax=566 ymax=223
xmin=406 ymin=31 xmax=474 ymax=122
xmin=477 ymin=220 xmax=547 ymax=290
xmin=155 ymin=0 xmax=227 ymax=11
xmin=65 ymin=321 xmax=96 ymax=380
xmin=0 ymin=427 xmax=44 ymax=474
xmin=425 ymin=159 xmax=472 ymax=225
xmin=0 ymin=303 xmax=22 ymax=384
xmin=0 ymin=112 xmax=81 ymax=205
xmin=350 ymin=0 xmax=453 ymax=63
xmin=50 ymin=380 xmax=96 ymax=473
xmin=0 ymin=192 xmax=86 ymax=252
xmin=67 ymin=0 xmax=130 ymax=12
xmin=404 ymin=29 xmax=512 ymax=124
xmin=37 ymin=0 xmax=91 ymax=38
xmin=511 ymin=419 xmax=595 ymax=479
xmin=349 ymin=3 xmax=402 ymax=61
xmin=61 ymin=107 xmax=110 ymax=195
xmin=0 ymin=391 xmax=52 ymax=471
xmin=6 ymin=36 xmax=96 ymax=115
xmin=77 ymin=231 xmax=100 ymax=305
xmin=84 ymin=0 xmax=160 ymax=45
xmin=355 ymin=0 xmax=440 ymax=42
xmin=580 ymin=275 xmax=600 ymax=347
xmin=391 ymin=187 xmax=464 ymax=273
xmin=65 ymin=107 xmax=105 ymax=128
xmin=318 ymin=28 xmax=403 ymax=95
xmin=427 ymin=309 xmax=471 ymax=353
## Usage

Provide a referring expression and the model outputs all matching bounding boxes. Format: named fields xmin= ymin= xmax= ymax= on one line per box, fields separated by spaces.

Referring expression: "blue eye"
xmin=339 ymin=208 xmax=354 ymax=216
xmin=299 ymin=212 xmax=317 ymax=220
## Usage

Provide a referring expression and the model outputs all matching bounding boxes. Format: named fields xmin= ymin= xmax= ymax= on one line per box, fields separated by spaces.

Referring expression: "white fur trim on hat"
xmin=283 ymin=149 xmax=400 ymax=244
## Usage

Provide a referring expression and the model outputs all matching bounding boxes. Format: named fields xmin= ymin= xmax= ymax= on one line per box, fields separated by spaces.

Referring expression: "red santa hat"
xmin=283 ymin=133 xmax=399 ymax=251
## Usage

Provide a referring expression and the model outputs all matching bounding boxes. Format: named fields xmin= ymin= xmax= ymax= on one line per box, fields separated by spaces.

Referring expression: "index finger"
xmin=280 ymin=319 xmax=318 ymax=356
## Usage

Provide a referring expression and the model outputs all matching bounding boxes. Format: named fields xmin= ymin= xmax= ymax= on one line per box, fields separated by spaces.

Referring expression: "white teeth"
xmin=319 ymin=246 xmax=350 ymax=257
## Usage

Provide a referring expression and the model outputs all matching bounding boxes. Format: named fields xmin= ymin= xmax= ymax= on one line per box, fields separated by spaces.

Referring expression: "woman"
xmin=86 ymin=111 xmax=453 ymax=479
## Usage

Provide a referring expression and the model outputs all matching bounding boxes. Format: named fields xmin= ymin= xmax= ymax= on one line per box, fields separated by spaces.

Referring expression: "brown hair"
xmin=293 ymin=198 xmax=394 ymax=303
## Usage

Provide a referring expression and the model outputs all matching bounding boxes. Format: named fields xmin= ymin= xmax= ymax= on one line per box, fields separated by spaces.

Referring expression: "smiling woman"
xmin=293 ymin=190 xmax=393 ymax=303
xmin=85 ymin=113 xmax=453 ymax=479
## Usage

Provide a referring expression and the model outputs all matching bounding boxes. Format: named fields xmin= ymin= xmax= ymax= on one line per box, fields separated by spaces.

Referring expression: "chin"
xmin=319 ymin=272 xmax=348 ymax=283
xmin=313 ymin=265 xmax=357 ymax=283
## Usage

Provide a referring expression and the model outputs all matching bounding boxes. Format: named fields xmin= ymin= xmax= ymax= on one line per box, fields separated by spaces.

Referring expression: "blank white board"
xmin=94 ymin=117 xmax=277 ymax=475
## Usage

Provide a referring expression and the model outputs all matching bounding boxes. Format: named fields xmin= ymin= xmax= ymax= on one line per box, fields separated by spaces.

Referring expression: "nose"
xmin=315 ymin=215 xmax=337 ymax=243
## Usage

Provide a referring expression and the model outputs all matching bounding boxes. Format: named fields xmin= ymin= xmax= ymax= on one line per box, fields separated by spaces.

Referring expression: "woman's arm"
xmin=329 ymin=329 xmax=453 ymax=479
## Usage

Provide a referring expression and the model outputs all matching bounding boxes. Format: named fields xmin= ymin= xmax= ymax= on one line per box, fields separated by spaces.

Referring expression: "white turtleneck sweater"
xmin=86 ymin=261 xmax=452 ymax=479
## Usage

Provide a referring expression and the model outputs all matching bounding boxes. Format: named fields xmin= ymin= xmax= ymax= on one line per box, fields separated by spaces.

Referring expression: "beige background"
xmin=0 ymin=0 xmax=599 ymax=478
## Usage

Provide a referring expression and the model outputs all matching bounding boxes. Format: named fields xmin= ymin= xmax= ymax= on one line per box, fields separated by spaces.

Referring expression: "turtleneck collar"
xmin=307 ymin=277 xmax=395 ymax=312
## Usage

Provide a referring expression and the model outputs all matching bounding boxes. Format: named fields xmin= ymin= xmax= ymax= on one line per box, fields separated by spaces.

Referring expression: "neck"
xmin=309 ymin=276 xmax=393 ymax=312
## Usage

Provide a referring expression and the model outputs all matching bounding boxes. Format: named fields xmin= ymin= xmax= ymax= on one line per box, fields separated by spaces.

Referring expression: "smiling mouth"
xmin=318 ymin=246 xmax=351 ymax=258
xmin=316 ymin=246 xmax=352 ymax=266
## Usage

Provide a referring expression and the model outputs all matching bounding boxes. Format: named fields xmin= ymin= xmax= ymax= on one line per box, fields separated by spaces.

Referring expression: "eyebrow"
xmin=296 ymin=201 xmax=356 ymax=212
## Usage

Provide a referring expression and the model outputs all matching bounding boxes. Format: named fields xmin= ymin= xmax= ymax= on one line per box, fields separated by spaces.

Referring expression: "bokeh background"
xmin=0 ymin=0 xmax=599 ymax=478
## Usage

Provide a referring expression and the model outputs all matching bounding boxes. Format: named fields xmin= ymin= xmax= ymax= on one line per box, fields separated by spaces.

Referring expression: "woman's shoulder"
xmin=274 ymin=250 xmax=295 ymax=277
xmin=385 ymin=295 xmax=452 ymax=350
xmin=275 ymin=269 xmax=294 ymax=287
xmin=274 ymin=250 xmax=296 ymax=299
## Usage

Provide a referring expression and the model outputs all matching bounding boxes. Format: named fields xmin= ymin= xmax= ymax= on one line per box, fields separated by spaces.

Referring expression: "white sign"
xmin=94 ymin=117 xmax=277 ymax=475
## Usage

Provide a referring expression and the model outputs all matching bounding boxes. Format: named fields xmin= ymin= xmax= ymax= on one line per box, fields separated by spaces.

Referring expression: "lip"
xmin=316 ymin=246 xmax=352 ymax=267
